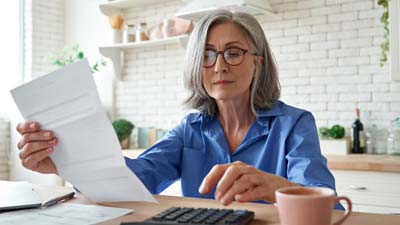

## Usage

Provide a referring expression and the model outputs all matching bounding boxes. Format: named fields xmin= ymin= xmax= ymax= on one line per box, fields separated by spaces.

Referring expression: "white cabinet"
xmin=332 ymin=170 xmax=400 ymax=214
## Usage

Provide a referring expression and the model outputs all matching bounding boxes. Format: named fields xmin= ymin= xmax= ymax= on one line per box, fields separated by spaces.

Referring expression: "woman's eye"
xmin=204 ymin=51 xmax=214 ymax=57
xmin=226 ymin=49 xmax=242 ymax=57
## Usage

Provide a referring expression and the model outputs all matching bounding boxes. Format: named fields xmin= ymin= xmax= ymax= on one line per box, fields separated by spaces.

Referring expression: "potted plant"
xmin=319 ymin=124 xmax=350 ymax=155
xmin=48 ymin=44 xmax=106 ymax=73
xmin=112 ymin=119 xmax=134 ymax=149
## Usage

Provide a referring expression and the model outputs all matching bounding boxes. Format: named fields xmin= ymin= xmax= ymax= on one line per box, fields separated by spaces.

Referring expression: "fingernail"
xmin=47 ymin=147 xmax=53 ymax=152
xmin=221 ymin=198 xmax=229 ymax=206
xmin=30 ymin=123 xmax=36 ymax=129
xmin=234 ymin=194 xmax=241 ymax=201
xmin=44 ymin=132 xmax=52 ymax=137
xmin=198 ymin=184 xmax=205 ymax=194
xmin=215 ymin=191 xmax=221 ymax=200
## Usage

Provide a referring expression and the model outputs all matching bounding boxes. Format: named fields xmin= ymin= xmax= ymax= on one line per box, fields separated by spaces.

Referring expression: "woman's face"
xmin=202 ymin=22 xmax=256 ymax=103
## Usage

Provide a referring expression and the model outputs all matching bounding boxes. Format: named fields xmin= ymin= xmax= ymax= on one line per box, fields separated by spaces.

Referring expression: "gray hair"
xmin=183 ymin=10 xmax=280 ymax=117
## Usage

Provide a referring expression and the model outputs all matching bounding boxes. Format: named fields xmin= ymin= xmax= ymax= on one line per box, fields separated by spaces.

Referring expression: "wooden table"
xmin=35 ymin=185 xmax=400 ymax=225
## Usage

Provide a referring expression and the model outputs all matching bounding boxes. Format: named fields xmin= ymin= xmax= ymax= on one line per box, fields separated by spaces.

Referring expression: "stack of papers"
xmin=0 ymin=181 xmax=75 ymax=211
xmin=0 ymin=181 xmax=43 ymax=211
xmin=0 ymin=203 xmax=133 ymax=225
xmin=10 ymin=59 xmax=156 ymax=203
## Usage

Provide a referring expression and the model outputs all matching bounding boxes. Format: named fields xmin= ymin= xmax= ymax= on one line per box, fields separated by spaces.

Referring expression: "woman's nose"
xmin=213 ymin=54 xmax=229 ymax=73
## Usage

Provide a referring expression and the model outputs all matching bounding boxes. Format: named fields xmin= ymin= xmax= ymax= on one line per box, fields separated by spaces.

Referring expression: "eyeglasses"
xmin=203 ymin=47 xmax=258 ymax=68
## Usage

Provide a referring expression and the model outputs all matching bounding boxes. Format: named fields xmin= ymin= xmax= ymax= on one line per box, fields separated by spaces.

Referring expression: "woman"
xmin=16 ymin=10 xmax=340 ymax=208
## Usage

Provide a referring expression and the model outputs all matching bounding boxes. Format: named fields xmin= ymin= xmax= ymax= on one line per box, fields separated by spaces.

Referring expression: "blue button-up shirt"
xmin=125 ymin=100 xmax=342 ymax=209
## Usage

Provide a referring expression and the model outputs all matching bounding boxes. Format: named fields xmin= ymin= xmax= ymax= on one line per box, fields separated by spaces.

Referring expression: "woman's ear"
xmin=257 ymin=56 xmax=264 ymax=64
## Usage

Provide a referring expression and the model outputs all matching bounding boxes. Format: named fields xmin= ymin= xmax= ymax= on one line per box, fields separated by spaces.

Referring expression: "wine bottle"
xmin=352 ymin=108 xmax=365 ymax=154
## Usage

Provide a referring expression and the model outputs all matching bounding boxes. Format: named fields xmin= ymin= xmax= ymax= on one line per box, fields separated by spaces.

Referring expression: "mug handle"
xmin=332 ymin=196 xmax=352 ymax=225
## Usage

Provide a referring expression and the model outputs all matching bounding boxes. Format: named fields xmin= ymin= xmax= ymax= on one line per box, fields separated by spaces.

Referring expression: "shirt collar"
xmin=189 ymin=100 xmax=283 ymax=127
xmin=255 ymin=100 xmax=283 ymax=126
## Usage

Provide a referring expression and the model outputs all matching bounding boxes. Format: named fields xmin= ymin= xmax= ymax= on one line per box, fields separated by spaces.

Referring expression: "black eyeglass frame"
xmin=202 ymin=47 xmax=259 ymax=68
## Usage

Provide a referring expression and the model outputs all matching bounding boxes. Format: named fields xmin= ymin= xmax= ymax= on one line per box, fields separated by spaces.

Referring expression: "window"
xmin=0 ymin=0 xmax=23 ymax=118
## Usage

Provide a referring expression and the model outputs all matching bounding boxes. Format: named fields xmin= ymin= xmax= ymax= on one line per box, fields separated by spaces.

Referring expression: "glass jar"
xmin=374 ymin=127 xmax=388 ymax=154
xmin=136 ymin=22 xmax=149 ymax=42
xmin=123 ymin=24 xmax=135 ymax=43
xmin=365 ymin=128 xmax=374 ymax=154
xmin=387 ymin=118 xmax=400 ymax=155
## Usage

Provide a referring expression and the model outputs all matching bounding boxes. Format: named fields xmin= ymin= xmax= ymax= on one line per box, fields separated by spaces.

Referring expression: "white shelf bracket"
xmin=99 ymin=47 xmax=124 ymax=80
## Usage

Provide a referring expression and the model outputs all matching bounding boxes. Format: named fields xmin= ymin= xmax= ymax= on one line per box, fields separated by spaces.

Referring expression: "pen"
xmin=41 ymin=191 xmax=75 ymax=208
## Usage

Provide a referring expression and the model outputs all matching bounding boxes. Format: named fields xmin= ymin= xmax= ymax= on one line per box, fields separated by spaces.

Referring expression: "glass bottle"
xmin=387 ymin=118 xmax=400 ymax=155
xmin=351 ymin=108 xmax=365 ymax=154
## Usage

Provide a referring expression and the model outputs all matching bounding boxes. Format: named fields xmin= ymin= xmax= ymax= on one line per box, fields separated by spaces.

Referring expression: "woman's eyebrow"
xmin=205 ymin=41 xmax=245 ymax=49
xmin=225 ymin=41 xmax=244 ymax=47
xmin=205 ymin=43 xmax=217 ymax=49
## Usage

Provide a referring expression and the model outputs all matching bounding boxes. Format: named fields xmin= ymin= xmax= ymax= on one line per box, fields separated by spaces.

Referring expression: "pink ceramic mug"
xmin=275 ymin=186 xmax=352 ymax=225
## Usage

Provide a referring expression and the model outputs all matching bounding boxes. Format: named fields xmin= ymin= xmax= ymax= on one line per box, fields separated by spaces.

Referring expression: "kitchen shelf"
xmin=99 ymin=0 xmax=165 ymax=16
xmin=99 ymin=35 xmax=189 ymax=80
xmin=176 ymin=0 xmax=276 ymax=21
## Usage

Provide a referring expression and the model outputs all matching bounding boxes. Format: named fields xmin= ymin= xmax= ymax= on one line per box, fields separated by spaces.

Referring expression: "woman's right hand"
xmin=16 ymin=121 xmax=58 ymax=175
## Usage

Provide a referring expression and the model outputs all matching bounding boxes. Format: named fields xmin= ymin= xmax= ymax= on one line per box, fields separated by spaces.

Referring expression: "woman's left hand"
xmin=198 ymin=161 xmax=298 ymax=205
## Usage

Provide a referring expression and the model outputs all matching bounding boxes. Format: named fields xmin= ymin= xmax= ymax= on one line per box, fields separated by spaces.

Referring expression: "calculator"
xmin=120 ymin=206 xmax=255 ymax=225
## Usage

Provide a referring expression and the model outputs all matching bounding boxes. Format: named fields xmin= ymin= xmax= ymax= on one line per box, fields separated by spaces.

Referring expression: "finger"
xmin=19 ymin=138 xmax=57 ymax=160
xmin=199 ymin=164 xmax=229 ymax=194
xmin=17 ymin=131 xmax=54 ymax=150
xmin=16 ymin=122 xmax=40 ymax=135
xmin=21 ymin=147 xmax=54 ymax=171
xmin=234 ymin=185 xmax=265 ymax=203
xmin=219 ymin=174 xmax=260 ymax=205
xmin=215 ymin=164 xmax=250 ymax=200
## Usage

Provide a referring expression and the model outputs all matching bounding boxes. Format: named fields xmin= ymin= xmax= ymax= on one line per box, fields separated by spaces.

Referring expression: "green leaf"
xmin=319 ymin=127 xmax=330 ymax=138
xmin=77 ymin=51 xmax=84 ymax=59
xmin=329 ymin=125 xmax=345 ymax=139
xmin=54 ymin=59 xmax=64 ymax=67
xmin=92 ymin=63 xmax=99 ymax=72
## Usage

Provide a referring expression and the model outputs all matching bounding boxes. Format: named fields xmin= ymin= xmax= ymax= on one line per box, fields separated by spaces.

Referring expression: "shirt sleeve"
xmin=124 ymin=119 xmax=185 ymax=194
xmin=285 ymin=111 xmax=336 ymax=190
xmin=284 ymin=112 xmax=344 ymax=210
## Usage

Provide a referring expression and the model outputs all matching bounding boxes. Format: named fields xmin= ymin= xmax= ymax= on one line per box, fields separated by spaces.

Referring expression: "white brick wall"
xmin=25 ymin=0 xmax=64 ymax=80
xmin=266 ymin=0 xmax=399 ymax=129
xmin=0 ymin=119 xmax=10 ymax=180
xmin=114 ymin=0 xmax=400 ymax=134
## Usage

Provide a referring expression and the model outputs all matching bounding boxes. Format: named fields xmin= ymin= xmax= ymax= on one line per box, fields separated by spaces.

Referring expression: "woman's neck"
xmin=216 ymin=96 xmax=255 ymax=133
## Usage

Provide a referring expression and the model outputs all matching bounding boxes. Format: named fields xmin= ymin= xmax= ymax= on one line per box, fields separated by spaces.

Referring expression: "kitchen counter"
xmin=123 ymin=150 xmax=400 ymax=173
xmin=326 ymin=154 xmax=400 ymax=173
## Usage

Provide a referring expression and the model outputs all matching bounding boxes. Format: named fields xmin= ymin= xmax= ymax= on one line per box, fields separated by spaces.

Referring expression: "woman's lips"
xmin=213 ymin=80 xmax=234 ymax=85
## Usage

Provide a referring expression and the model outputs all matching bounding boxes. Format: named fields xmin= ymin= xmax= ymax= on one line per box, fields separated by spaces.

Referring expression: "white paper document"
xmin=11 ymin=59 xmax=156 ymax=203
xmin=0 ymin=203 xmax=133 ymax=225
xmin=0 ymin=181 xmax=42 ymax=210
